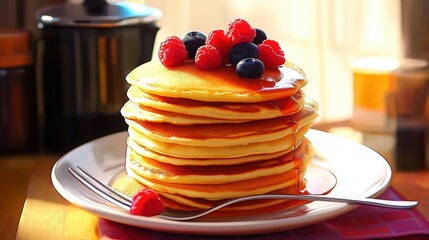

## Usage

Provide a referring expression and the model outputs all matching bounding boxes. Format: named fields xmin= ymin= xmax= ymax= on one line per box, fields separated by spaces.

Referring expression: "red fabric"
xmin=98 ymin=188 xmax=429 ymax=239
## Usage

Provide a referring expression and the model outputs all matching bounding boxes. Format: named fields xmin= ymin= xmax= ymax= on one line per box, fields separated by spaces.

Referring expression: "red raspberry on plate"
xmin=226 ymin=19 xmax=256 ymax=45
xmin=195 ymin=45 xmax=223 ymax=70
xmin=206 ymin=29 xmax=233 ymax=57
xmin=158 ymin=36 xmax=188 ymax=67
xmin=258 ymin=39 xmax=286 ymax=69
xmin=130 ymin=189 xmax=165 ymax=217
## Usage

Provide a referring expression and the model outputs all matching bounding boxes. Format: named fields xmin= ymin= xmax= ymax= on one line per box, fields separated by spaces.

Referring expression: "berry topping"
xmin=206 ymin=29 xmax=233 ymax=57
xmin=226 ymin=19 xmax=256 ymax=45
xmin=158 ymin=36 xmax=188 ymax=67
xmin=257 ymin=39 xmax=285 ymax=69
xmin=195 ymin=45 xmax=223 ymax=70
xmin=182 ymin=31 xmax=207 ymax=58
xmin=157 ymin=19 xmax=287 ymax=77
xmin=229 ymin=42 xmax=259 ymax=65
xmin=130 ymin=189 xmax=165 ymax=217
xmin=252 ymin=28 xmax=267 ymax=45
xmin=236 ymin=58 xmax=265 ymax=79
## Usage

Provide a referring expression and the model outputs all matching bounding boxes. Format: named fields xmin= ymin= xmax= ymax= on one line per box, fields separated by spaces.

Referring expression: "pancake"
xmin=127 ymin=86 xmax=305 ymax=120
xmin=127 ymin=136 xmax=300 ymax=166
xmin=125 ymin=137 xmax=313 ymax=185
xmin=124 ymin=101 xmax=317 ymax=147
xmin=112 ymin=176 xmax=307 ymax=212
xmin=126 ymin=165 xmax=306 ymax=200
xmin=117 ymin=37 xmax=318 ymax=215
xmin=128 ymin=123 xmax=311 ymax=159
xmin=126 ymin=60 xmax=307 ymax=103
xmin=157 ymin=185 xmax=305 ymax=212
xmin=125 ymin=147 xmax=312 ymax=200
xmin=121 ymin=101 xmax=248 ymax=125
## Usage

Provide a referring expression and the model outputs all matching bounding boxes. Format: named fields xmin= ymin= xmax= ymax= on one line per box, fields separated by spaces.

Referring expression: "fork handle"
xmin=251 ymin=194 xmax=418 ymax=209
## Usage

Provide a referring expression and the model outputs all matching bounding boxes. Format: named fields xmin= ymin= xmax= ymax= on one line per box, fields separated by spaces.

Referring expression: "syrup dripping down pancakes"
xmin=116 ymin=60 xmax=319 ymax=215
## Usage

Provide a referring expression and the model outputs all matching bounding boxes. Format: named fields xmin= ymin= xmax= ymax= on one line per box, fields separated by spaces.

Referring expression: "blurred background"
xmin=0 ymin=0 xmax=428 ymax=169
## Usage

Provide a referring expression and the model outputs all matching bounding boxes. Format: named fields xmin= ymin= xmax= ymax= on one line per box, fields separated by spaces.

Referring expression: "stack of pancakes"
xmin=117 ymin=60 xmax=318 ymax=215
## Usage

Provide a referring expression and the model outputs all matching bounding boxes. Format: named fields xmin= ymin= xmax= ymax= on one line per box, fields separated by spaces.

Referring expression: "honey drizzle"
xmin=286 ymin=92 xmax=307 ymax=193
xmin=284 ymin=93 xmax=301 ymax=193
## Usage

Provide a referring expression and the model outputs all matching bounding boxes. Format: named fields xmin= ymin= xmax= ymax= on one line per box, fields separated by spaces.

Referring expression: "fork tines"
xmin=68 ymin=165 xmax=132 ymax=211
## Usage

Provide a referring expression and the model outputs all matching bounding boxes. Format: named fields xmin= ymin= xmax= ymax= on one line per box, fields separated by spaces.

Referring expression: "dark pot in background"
xmin=36 ymin=0 xmax=161 ymax=152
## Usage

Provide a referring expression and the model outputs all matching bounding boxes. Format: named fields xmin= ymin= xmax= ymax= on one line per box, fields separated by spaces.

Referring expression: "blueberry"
xmin=236 ymin=58 xmax=265 ymax=78
xmin=229 ymin=42 xmax=258 ymax=65
xmin=182 ymin=31 xmax=207 ymax=58
xmin=252 ymin=28 xmax=267 ymax=45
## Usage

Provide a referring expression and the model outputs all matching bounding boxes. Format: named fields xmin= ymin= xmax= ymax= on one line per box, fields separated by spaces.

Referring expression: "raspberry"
xmin=206 ymin=29 xmax=233 ymax=57
xmin=158 ymin=36 xmax=188 ymax=67
xmin=130 ymin=189 xmax=165 ymax=217
xmin=195 ymin=45 xmax=223 ymax=70
xmin=257 ymin=39 xmax=285 ymax=69
xmin=226 ymin=19 xmax=256 ymax=45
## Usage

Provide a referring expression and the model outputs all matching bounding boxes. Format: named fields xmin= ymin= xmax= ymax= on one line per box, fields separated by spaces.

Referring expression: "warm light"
xmin=352 ymin=56 xmax=400 ymax=74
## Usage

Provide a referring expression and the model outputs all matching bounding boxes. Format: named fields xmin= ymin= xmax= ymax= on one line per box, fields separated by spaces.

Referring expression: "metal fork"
xmin=68 ymin=165 xmax=418 ymax=221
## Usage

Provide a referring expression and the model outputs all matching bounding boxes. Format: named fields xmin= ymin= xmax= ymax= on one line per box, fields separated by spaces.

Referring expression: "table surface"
xmin=1 ymin=133 xmax=428 ymax=239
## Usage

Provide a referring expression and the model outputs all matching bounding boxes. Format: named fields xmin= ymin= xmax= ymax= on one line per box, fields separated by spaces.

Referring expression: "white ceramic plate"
xmin=51 ymin=130 xmax=392 ymax=235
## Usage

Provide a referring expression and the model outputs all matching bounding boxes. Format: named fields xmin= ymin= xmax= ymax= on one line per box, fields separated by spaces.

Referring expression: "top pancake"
xmin=126 ymin=60 xmax=307 ymax=103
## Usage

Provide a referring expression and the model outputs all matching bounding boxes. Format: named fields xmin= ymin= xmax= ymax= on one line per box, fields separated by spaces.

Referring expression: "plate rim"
xmin=51 ymin=129 xmax=392 ymax=235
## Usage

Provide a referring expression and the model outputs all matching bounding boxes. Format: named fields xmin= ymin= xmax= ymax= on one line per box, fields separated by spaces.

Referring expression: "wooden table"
xmin=1 ymin=149 xmax=429 ymax=239
xmin=0 ymin=154 xmax=99 ymax=240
